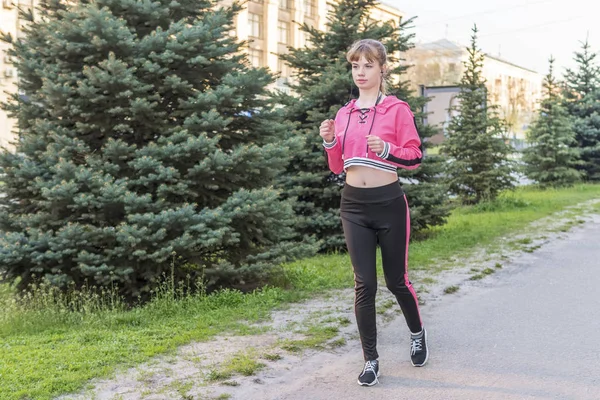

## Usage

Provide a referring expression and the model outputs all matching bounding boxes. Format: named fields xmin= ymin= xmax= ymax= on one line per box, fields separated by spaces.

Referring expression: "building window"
xmin=249 ymin=13 xmax=262 ymax=38
xmin=249 ymin=48 xmax=264 ymax=67
xmin=278 ymin=58 xmax=290 ymax=78
xmin=279 ymin=0 xmax=293 ymax=10
xmin=305 ymin=0 xmax=316 ymax=16
xmin=278 ymin=21 xmax=290 ymax=44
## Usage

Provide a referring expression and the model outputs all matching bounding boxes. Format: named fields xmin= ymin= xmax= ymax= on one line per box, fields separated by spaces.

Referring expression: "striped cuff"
xmin=376 ymin=141 xmax=390 ymax=159
xmin=323 ymin=138 xmax=337 ymax=149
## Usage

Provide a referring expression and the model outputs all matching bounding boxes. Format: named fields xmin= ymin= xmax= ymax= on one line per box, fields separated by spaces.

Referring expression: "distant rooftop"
xmin=416 ymin=38 xmax=463 ymax=52
xmin=414 ymin=39 xmax=539 ymax=74
xmin=378 ymin=0 xmax=404 ymax=14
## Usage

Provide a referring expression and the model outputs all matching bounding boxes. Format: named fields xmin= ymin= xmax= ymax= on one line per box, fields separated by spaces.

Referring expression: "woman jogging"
xmin=319 ymin=39 xmax=428 ymax=387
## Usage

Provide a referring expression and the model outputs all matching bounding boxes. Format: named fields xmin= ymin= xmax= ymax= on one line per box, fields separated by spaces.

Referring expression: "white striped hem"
xmin=343 ymin=157 xmax=397 ymax=174
xmin=323 ymin=138 xmax=337 ymax=149
xmin=376 ymin=142 xmax=390 ymax=159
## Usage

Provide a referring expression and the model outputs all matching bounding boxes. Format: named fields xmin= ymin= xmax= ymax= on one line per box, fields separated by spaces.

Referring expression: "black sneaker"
xmin=357 ymin=360 xmax=380 ymax=386
xmin=410 ymin=327 xmax=429 ymax=367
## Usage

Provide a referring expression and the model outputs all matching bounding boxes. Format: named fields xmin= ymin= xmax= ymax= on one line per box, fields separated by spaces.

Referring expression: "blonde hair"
xmin=346 ymin=39 xmax=388 ymax=95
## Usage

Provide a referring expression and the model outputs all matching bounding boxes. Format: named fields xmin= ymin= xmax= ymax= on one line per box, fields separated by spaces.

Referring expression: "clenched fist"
xmin=320 ymin=119 xmax=335 ymax=143
xmin=366 ymin=135 xmax=385 ymax=154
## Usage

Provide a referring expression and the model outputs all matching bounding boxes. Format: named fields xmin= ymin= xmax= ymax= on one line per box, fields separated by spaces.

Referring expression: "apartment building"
xmin=0 ymin=0 xmax=403 ymax=148
xmin=0 ymin=0 xmax=34 ymax=150
xmin=229 ymin=0 xmax=403 ymax=93
xmin=405 ymin=39 xmax=543 ymax=143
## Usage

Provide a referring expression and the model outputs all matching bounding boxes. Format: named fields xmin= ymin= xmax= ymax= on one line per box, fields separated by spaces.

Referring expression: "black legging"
xmin=340 ymin=181 xmax=423 ymax=361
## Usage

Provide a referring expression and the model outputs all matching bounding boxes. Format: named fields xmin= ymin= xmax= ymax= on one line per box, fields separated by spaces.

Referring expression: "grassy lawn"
xmin=1 ymin=184 xmax=599 ymax=399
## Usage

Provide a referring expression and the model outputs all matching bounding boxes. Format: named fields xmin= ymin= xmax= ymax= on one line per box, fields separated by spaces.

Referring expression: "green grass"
xmin=279 ymin=325 xmax=341 ymax=353
xmin=321 ymin=315 xmax=351 ymax=326
xmin=169 ymin=380 xmax=194 ymax=398
xmin=1 ymin=184 xmax=599 ymax=399
xmin=262 ymin=353 xmax=282 ymax=361
xmin=377 ymin=298 xmax=397 ymax=314
xmin=0 ymin=285 xmax=296 ymax=400
xmin=470 ymin=268 xmax=496 ymax=281
xmin=330 ymin=337 xmax=347 ymax=347
xmin=407 ymin=185 xmax=600 ymax=273
xmin=207 ymin=351 xmax=265 ymax=382
xmin=444 ymin=285 xmax=460 ymax=294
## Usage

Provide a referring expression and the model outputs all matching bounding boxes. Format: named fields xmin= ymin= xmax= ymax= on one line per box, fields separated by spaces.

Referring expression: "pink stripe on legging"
xmin=404 ymin=194 xmax=423 ymax=326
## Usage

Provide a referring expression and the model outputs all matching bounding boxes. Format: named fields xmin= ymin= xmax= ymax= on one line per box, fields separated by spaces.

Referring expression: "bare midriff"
xmin=345 ymin=165 xmax=398 ymax=188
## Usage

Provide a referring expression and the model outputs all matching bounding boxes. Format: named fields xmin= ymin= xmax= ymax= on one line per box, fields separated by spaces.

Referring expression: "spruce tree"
xmin=277 ymin=0 xmax=449 ymax=251
xmin=0 ymin=0 xmax=314 ymax=299
xmin=523 ymin=57 xmax=581 ymax=187
xmin=392 ymin=74 xmax=450 ymax=234
xmin=562 ymin=38 xmax=600 ymax=181
xmin=441 ymin=25 xmax=514 ymax=204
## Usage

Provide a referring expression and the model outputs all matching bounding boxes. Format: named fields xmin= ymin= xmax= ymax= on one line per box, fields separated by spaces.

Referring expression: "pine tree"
xmin=277 ymin=0 xmax=449 ymax=251
xmin=391 ymin=74 xmax=450 ymax=234
xmin=523 ymin=57 xmax=581 ymax=187
xmin=562 ymin=38 xmax=600 ymax=181
xmin=0 ymin=0 xmax=315 ymax=299
xmin=441 ymin=25 xmax=514 ymax=204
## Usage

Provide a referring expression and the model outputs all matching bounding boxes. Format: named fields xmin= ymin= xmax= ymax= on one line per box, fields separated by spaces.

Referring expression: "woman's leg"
xmin=376 ymin=194 xmax=422 ymax=333
xmin=376 ymin=193 xmax=429 ymax=366
xmin=341 ymin=216 xmax=379 ymax=361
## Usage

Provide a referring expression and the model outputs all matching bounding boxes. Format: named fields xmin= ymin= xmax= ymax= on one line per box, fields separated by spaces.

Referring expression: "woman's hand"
xmin=319 ymin=119 xmax=335 ymax=143
xmin=366 ymin=135 xmax=385 ymax=154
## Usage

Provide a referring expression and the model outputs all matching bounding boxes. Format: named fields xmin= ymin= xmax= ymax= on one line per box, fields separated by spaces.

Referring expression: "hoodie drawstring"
xmin=341 ymin=92 xmax=384 ymax=161
xmin=341 ymin=111 xmax=353 ymax=161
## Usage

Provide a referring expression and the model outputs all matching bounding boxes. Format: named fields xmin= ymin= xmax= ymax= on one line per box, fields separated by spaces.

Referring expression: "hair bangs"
xmin=346 ymin=43 xmax=380 ymax=64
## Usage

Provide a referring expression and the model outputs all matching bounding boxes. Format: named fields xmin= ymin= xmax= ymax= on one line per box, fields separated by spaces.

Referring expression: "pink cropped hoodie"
xmin=323 ymin=95 xmax=422 ymax=175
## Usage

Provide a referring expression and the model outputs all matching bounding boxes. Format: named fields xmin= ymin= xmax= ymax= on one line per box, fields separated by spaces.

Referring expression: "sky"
xmin=389 ymin=0 xmax=599 ymax=76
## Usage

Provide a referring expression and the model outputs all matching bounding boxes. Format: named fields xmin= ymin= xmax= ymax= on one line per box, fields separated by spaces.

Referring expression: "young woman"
xmin=319 ymin=39 xmax=428 ymax=387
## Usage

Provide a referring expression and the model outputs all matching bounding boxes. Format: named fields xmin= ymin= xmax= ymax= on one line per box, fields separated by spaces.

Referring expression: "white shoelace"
xmin=411 ymin=337 xmax=423 ymax=355
xmin=362 ymin=360 xmax=377 ymax=375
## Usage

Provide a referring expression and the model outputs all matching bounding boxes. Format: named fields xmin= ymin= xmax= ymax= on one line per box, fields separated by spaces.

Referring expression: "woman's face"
xmin=351 ymin=55 xmax=383 ymax=92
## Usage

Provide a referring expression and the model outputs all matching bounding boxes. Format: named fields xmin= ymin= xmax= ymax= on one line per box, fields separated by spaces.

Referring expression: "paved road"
xmin=242 ymin=216 xmax=600 ymax=400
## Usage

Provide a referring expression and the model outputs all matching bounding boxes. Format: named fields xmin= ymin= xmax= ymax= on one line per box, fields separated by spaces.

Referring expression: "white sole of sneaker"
xmin=411 ymin=328 xmax=429 ymax=367
xmin=357 ymin=370 xmax=381 ymax=386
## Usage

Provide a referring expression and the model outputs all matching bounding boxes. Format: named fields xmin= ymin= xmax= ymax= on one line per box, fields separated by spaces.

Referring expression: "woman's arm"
xmin=322 ymin=111 xmax=346 ymax=174
xmin=375 ymin=104 xmax=422 ymax=170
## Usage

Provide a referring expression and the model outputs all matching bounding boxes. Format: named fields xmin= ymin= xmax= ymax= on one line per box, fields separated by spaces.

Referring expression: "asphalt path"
xmin=242 ymin=216 xmax=600 ymax=400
